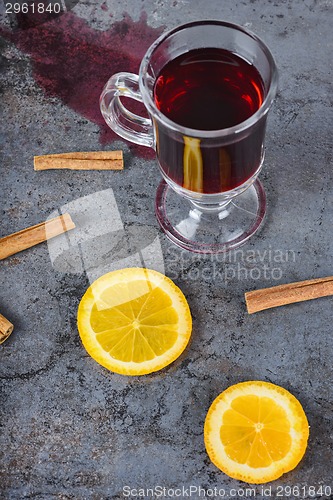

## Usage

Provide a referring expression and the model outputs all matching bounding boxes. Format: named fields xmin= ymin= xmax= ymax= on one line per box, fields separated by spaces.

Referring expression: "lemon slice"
xmin=77 ymin=268 xmax=192 ymax=375
xmin=204 ymin=381 xmax=309 ymax=484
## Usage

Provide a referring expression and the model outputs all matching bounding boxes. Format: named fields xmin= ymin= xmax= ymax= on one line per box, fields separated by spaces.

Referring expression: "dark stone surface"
xmin=1 ymin=1 xmax=332 ymax=498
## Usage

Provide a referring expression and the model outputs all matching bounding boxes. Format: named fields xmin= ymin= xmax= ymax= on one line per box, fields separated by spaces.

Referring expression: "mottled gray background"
xmin=0 ymin=0 xmax=332 ymax=499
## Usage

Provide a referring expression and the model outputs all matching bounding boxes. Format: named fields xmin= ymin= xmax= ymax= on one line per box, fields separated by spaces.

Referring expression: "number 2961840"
xmin=276 ymin=485 xmax=332 ymax=498
xmin=5 ymin=2 xmax=63 ymax=14
xmin=3 ymin=1 xmax=79 ymax=27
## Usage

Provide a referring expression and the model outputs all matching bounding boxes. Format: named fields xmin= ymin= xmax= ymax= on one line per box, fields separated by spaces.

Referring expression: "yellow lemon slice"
xmin=77 ymin=268 xmax=192 ymax=375
xmin=204 ymin=381 xmax=309 ymax=484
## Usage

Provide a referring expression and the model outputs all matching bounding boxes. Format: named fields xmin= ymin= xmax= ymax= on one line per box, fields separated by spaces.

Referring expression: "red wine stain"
xmin=0 ymin=12 xmax=163 ymax=158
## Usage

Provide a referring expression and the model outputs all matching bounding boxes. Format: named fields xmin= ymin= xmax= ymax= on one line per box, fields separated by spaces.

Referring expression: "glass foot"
xmin=155 ymin=179 xmax=266 ymax=254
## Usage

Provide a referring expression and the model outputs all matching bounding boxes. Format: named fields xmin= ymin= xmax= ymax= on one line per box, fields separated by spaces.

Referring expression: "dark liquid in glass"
xmin=153 ymin=48 xmax=266 ymax=194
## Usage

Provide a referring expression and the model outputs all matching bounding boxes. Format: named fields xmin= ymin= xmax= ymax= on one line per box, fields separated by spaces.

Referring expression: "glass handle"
xmin=100 ymin=72 xmax=154 ymax=148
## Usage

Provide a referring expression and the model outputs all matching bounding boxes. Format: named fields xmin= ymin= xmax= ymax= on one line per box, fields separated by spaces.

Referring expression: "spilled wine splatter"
xmin=0 ymin=10 xmax=163 ymax=156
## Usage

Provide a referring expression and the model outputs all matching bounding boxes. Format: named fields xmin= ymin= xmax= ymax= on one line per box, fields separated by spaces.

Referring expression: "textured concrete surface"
xmin=0 ymin=0 xmax=332 ymax=498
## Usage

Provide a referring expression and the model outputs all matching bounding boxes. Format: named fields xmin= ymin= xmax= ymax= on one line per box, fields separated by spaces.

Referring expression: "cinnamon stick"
xmin=245 ymin=276 xmax=333 ymax=314
xmin=34 ymin=151 xmax=123 ymax=170
xmin=0 ymin=213 xmax=75 ymax=261
xmin=0 ymin=313 xmax=14 ymax=344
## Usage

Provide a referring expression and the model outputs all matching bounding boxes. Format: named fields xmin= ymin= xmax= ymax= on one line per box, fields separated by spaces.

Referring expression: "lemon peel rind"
xmin=77 ymin=268 xmax=192 ymax=376
xmin=204 ymin=381 xmax=309 ymax=484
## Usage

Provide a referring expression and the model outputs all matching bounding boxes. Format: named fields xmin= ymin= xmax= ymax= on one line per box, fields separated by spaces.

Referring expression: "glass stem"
xmin=189 ymin=199 xmax=232 ymax=213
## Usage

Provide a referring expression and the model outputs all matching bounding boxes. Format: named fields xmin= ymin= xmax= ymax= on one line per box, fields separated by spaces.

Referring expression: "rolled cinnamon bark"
xmin=245 ymin=276 xmax=333 ymax=313
xmin=0 ymin=313 xmax=14 ymax=344
xmin=34 ymin=151 xmax=123 ymax=170
xmin=0 ymin=213 xmax=75 ymax=261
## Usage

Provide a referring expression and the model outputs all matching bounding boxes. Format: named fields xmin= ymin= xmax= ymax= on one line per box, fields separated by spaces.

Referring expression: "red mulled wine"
xmin=153 ymin=48 xmax=266 ymax=193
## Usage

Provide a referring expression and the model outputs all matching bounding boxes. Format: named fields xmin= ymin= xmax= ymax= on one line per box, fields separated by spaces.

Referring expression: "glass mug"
xmin=100 ymin=20 xmax=278 ymax=253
